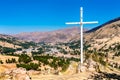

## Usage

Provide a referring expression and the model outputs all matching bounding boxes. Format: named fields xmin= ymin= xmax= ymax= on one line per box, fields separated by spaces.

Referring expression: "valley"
xmin=0 ymin=17 xmax=120 ymax=80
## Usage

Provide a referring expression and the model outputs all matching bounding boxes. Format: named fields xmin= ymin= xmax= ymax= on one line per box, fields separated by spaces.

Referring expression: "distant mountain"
xmin=85 ymin=17 xmax=120 ymax=50
xmin=13 ymin=27 xmax=83 ymax=43
xmin=13 ymin=17 xmax=120 ymax=49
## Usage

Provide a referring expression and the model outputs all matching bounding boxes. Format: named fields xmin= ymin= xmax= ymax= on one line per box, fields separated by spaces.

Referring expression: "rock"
xmin=12 ymin=67 xmax=27 ymax=74
xmin=13 ymin=73 xmax=31 ymax=80
xmin=28 ymin=70 xmax=40 ymax=75
xmin=80 ymin=65 xmax=87 ymax=72
xmin=88 ymin=67 xmax=96 ymax=72
xmin=1 ymin=68 xmax=31 ymax=80
xmin=86 ymin=59 xmax=97 ymax=72
xmin=4 ymin=70 xmax=12 ymax=75
xmin=77 ymin=63 xmax=87 ymax=72
xmin=55 ymin=71 xmax=62 ymax=75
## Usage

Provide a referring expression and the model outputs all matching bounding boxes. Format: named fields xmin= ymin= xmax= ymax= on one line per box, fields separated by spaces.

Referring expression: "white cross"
xmin=65 ymin=7 xmax=98 ymax=65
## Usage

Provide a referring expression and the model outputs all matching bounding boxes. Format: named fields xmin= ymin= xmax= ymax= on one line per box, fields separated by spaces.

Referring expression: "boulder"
xmin=28 ymin=70 xmax=40 ymax=75
xmin=80 ymin=65 xmax=87 ymax=72
xmin=12 ymin=68 xmax=27 ymax=74
xmin=77 ymin=63 xmax=87 ymax=73
xmin=87 ymin=59 xmax=97 ymax=72
xmin=1 ymin=68 xmax=31 ymax=80
xmin=13 ymin=73 xmax=31 ymax=80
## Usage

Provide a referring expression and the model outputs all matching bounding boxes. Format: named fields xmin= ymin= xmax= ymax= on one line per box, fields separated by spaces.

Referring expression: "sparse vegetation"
xmin=0 ymin=38 xmax=14 ymax=44
xmin=114 ymin=52 xmax=120 ymax=56
xmin=16 ymin=48 xmax=22 ymax=51
xmin=17 ymin=54 xmax=39 ymax=70
xmin=17 ymin=63 xmax=39 ymax=70
xmin=6 ymin=58 xmax=17 ymax=63
xmin=16 ymin=54 xmax=72 ymax=71
xmin=59 ymin=48 xmax=68 ymax=54
xmin=18 ymin=41 xmax=36 ymax=49
xmin=18 ymin=54 xmax=31 ymax=63
xmin=33 ymin=54 xmax=79 ymax=71
xmin=2 ymin=47 xmax=16 ymax=54
xmin=92 ymin=72 xmax=120 ymax=80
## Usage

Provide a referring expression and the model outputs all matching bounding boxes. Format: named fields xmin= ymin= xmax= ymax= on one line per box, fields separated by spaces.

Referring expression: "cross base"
xmin=77 ymin=62 xmax=87 ymax=73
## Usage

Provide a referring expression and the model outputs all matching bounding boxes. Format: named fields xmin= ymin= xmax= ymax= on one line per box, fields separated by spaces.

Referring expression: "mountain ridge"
xmin=86 ymin=17 xmax=120 ymax=33
xmin=13 ymin=27 xmax=81 ymax=43
xmin=13 ymin=17 xmax=120 ymax=44
xmin=84 ymin=17 xmax=120 ymax=50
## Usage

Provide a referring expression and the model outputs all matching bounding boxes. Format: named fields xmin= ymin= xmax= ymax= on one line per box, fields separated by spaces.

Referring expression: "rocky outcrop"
xmin=0 ymin=68 xmax=31 ymax=80
xmin=77 ymin=59 xmax=98 ymax=73
xmin=87 ymin=59 xmax=97 ymax=72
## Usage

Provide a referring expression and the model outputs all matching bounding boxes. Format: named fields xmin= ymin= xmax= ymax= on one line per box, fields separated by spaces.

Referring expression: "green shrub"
xmin=16 ymin=63 xmax=39 ymax=70
xmin=18 ymin=54 xmax=31 ymax=63
xmin=92 ymin=53 xmax=99 ymax=62
xmin=18 ymin=41 xmax=36 ymax=49
xmin=6 ymin=58 xmax=16 ymax=63
xmin=33 ymin=55 xmax=70 ymax=71
xmin=16 ymin=48 xmax=22 ymax=51
xmin=114 ymin=52 xmax=120 ymax=56
xmin=2 ymin=47 xmax=15 ymax=54
xmin=0 ymin=60 xmax=3 ymax=64
xmin=60 ymin=49 xmax=68 ymax=54
xmin=99 ymin=57 xmax=106 ymax=66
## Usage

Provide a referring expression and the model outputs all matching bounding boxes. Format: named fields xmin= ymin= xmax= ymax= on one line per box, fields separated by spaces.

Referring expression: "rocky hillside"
xmin=0 ymin=34 xmax=36 ymax=51
xmin=85 ymin=17 xmax=120 ymax=50
xmin=84 ymin=17 xmax=120 ymax=71
xmin=0 ymin=34 xmax=21 ymax=49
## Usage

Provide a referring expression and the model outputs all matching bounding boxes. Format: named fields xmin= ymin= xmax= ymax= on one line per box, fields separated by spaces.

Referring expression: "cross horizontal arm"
xmin=82 ymin=21 xmax=98 ymax=24
xmin=66 ymin=21 xmax=98 ymax=25
xmin=65 ymin=22 xmax=80 ymax=24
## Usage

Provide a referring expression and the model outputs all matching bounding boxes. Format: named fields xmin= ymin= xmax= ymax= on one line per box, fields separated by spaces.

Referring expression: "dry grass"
xmin=0 ymin=55 xmax=18 ymax=74
xmin=31 ymin=72 xmax=92 ymax=80
xmin=0 ymin=55 xmax=18 ymax=63
xmin=0 ymin=41 xmax=21 ymax=49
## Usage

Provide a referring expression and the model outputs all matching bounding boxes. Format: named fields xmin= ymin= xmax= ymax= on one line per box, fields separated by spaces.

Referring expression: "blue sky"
xmin=0 ymin=0 xmax=120 ymax=34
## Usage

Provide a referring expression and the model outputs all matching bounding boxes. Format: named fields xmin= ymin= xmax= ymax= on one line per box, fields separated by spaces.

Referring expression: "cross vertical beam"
xmin=65 ymin=7 xmax=98 ymax=72
xmin=80 ymin=7 xmax=83 ymax=64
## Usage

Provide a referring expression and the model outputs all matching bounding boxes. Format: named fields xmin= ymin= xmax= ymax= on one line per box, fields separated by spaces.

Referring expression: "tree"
xmin=16 ymin=48 xmax=22 ymax=51
xmin=16 ymin=63 xmax=39 ymax=70
xmin=18 ymin=54 xmax=31 ymax=63
xmin=37 ymin=48 xmax=44 ymax=54
xmin=0 ymin=60 xmax=3 ymax=64
xmin=6 ymin=58 xmax=17 ymax=63
xmin=2 ymin=47 xmax=15 ymax=54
